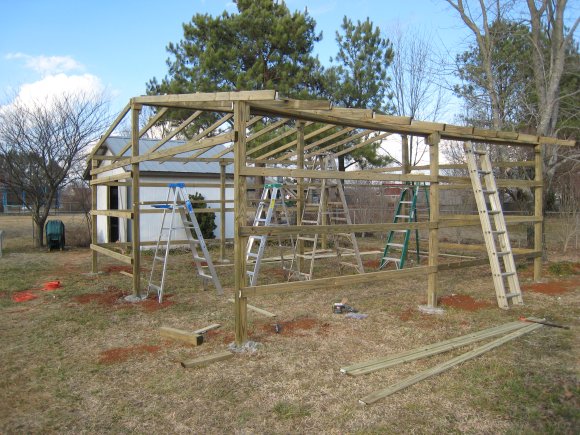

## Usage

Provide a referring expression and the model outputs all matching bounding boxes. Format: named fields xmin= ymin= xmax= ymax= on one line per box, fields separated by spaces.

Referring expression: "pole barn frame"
xmin=86 ymin=91 xmax=574 ymax=346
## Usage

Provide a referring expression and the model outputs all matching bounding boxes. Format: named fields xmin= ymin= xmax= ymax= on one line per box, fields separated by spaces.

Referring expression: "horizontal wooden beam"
xmin=132 ymin=90 xmax=277 ymax=105
xmin=439 ymin=176 xmax=541 ymax=188
xmin=90 ymin=172 xmax=132 ymax=185
xmin=90 ymin=209 xmax=133 ymax=218
xmin=241 ymin=266 xmax=435 ymax=297
xmin=240 ymin=166 xmax=435 ymax=183
xmin=240 ymin=222 xmax=430 ymax=237
xmin=90 ymin=243 xmax=133 ymax=264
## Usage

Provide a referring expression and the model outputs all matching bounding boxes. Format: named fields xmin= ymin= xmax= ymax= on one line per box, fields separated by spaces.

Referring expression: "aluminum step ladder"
xmin=246 ymin=183 xmax=294 ymax=286
xmin=380 ymin=183 xmax=429 ymax=270
xmin=148 ymin=183 xmax=223 ymax=302
xmin=464 ymin=142 xmax=523 ymax=309
xmin=288 ymin=153 xmax=364 ymax=281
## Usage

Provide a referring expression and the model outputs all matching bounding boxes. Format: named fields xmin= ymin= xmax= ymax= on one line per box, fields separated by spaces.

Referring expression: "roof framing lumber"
xmin=87 ymin=103 xmax=131 ymax=161
xmin=132 ymin=90 xmax=277 ymax=106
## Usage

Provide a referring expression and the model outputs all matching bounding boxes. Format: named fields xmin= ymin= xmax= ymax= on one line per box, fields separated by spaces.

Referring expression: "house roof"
xmin=96 ymin=136 xmax=233 ymax=175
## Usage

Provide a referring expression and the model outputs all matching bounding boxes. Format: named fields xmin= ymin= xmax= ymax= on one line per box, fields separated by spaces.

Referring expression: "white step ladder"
xmin=246 ymin=183 xmax=294 ymax=286
xmin=464 ymin=142 xmax=523 ymax=309
xmin=288 ymin=153 xmax=364 ymax=281
xmin=148 ymin=183 xmax=223 ymax=302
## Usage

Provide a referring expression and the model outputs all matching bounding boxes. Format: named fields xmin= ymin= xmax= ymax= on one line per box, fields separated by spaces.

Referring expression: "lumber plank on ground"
xmin=341 ymin=321 xmax=530 ymax=376
xmin=228 ymin=299 xmax=276 ymax=317
xmin=181 ymin=351 xmax=234 ymax=368
xmin=193 ymin=324 xmax=221 ymax=334
xmin=359 ymin=322 xmax=543 ymax=405
xmin=159 ymin=327 xmax=203 ymax=346
xmin=119 ymin=271 xmax=133 ymax=278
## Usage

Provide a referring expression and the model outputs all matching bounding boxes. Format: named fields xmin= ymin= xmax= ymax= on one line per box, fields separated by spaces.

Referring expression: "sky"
xmin=0 ymin=0 xmax=475 ymax=121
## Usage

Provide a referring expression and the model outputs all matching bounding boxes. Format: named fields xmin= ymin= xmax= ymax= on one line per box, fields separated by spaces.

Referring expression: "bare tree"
xmin=0 ymin=92 xmax=109 ymax=247
xmin=388 ymin=26 xmax=447 ymax=169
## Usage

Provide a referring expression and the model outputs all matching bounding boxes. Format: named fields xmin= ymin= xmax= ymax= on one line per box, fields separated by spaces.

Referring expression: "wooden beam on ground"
xmin=358 ymin=322 xmax=543 ymax=405
xmin=119 ymin=270 xmax=133 ymax=278
xmin=228 ymin=299 xmax=276 ymax=317
xmin=342 ymin=320 xmax=531 ymax=376
xmin=181 ymin=351 xmax=233 ymax=368
xmin=159 ymin=327 xmax=204 ymax=346
xmin=90 ymin=244 xmax=133 ymax=265
xmin=193 ymin=324 xmax=221 ymax=334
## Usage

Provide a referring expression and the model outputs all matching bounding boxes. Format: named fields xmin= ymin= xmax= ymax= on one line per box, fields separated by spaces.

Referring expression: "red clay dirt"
xmin=140 ymin=294 xmax=175 ymax=312
xmin=363 ymin=259 xmax=380 ymax=269
xmin=521 ymin=279 xmax=578 ymax=295
xmin=103 ymin=265 xmax=133 ymax=274
xmin=98 ymin=345 xmax=161 ymax=364
xmin=73 ymin=285 xmax=126 ymax=306
xmin=438 ymin=294 xmax=493 ymax=311
xmin=12 ymin=291 xmax=39 ymax=303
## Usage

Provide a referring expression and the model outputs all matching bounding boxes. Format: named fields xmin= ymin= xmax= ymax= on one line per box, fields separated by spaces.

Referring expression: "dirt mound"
xmin=73 ymin=286 xmax=126 ymax=306
xmin=521 ymin=279 xmax=578 ymax=295
xmin=98 ymin=345 xmax=161 ymax=364
xmin=140 ymin=294 xmax=175 ymax=312
xmin=438 ymin=294 xmax=493 ymax=311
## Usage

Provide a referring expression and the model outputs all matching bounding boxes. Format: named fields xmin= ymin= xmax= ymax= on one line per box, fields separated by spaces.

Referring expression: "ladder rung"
xmin=473 ymin=149 xmax=487 ymax=155
xmin=496 ymin=251 xmax=511 ymax=256
xmin=154 ymin=255 xmax=165 ymax=261
xmin=388 ymin=243 xmax=405 ymax=248
xmin=400 ymin=201 xmax=412 ymax=204
xmin=482 ymin=190 xmax=497 ymax=194
xmin=487 ymin=210 xmax=501 ymax=215
xmin=505 ymin=292 xmax=521 ymax=298
xmin=491 ymin=230 xmax=506 ymax=235
xmin=328 ymin=201 xmax=343 ymax=206
xmin=247 ymin=253 xmax=259 ymax=258
xmin=393 ymin=230 xmax=408 ymax=233
xmin=501 ymin=272 xmax=516 ymax=277
xmin=199 ymin=273 xmax=212 ymax=279
xmin=250 ymin=235 xmax=265 ymax=241
xmin=255 ymin=218 xmax=267 ymax=223
xmin=148 ymin=283 xmax=161 ymax=291
xmin=478 ymin=170 xmax=491 ymax=175
xmin=330 ymin=216 xmax=347 ymax=221
xmin=301 ymin=220 xmax=319 ymax=224
xmin=381 ymin=257 xmax=401 ymax=263
xmin=395 ymin=215 xmax=411 ymax=218
xmin=193 ymin=255 xmax=205 ymax=261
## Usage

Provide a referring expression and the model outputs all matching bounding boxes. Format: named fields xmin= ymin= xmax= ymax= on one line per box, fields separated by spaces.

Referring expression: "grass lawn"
xmin=0 ymin=214 xmax=578 ymax=433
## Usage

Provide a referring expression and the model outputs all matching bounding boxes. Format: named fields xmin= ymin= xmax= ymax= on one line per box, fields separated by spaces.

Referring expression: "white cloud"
xmin=10 ymin=73 xmax=105 ymax=108
xmin=5 ymin=52 xmax=84 ymax=75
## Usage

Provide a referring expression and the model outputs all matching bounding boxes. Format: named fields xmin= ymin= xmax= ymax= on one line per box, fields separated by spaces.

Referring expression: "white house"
xmin=89 ymin=136 xmax=234 ymax=245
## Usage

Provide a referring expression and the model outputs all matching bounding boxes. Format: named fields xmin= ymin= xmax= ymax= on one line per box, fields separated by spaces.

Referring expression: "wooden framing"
xmin=88 ymin=90 xmax=573 ymax=347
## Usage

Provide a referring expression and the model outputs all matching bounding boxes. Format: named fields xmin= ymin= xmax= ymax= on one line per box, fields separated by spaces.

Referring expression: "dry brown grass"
xmin=0 ymin=217 xmax=578 ymax=433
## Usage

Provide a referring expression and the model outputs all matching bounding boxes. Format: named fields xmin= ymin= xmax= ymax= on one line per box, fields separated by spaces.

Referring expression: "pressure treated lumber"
xmin=228 ymin=299 xmax=276 ymax=317
xmin=181 ymin=351 xmax=234 ymax=368
xmin=159 ymin=327 xmax=204 ymax=346
xmin=359 ymin=322 xmax=543 ymax=405
xmin=193 ymin=324 xmax=221 ymax=334
xmin=341 ymin=320 xmax=531 ymax=376
xmin=90 ymin=244 xmax=133 ymax=264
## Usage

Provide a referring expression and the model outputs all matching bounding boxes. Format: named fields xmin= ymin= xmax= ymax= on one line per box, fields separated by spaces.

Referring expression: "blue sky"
xmin=0 ymin=0 xmax=472 ymax=118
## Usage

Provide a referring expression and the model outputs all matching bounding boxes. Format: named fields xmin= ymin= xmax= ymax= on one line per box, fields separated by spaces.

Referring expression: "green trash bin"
xmin=46 ymin=220 xmax=65 ymax=251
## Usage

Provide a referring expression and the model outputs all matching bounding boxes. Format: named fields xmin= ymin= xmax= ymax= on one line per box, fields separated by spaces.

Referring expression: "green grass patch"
xmin=272 ymin=401 xmax=312 ymax=420
xmin=548 ymin=262 xmax=576 ymax=276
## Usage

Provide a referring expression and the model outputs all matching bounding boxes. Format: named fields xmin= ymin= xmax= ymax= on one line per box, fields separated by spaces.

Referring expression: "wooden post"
xmin=91 ymin=159 xmax=98 ymax=273
xmin=296 ymin=121 xmax=305 ymax=271
xmin=402 ymin=135 xmax=410 ymax=175
xmin=534 ymin=144 xmax=543 ymax=281
xmin=131 ymin=102 xmax=142 ymax=298
xmin=234 ymin=101 xmax=249 ymax=346
xmin=427 ymin=133 xmax=440 ymax=307
xmin=219 ymin=161 xmax=227 ymax=262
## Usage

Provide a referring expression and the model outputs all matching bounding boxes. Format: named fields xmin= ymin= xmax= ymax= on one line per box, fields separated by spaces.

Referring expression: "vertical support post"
xmin=131 ymin=102 xmax=142 ymax=298
xmin=534 ymin=144 xmax=543 ymax=281
xmin=234 ymin=101 xmax=249 ymax=346
xmin=219 ymin=161 xmax=227 ymax=262
xmin=401 ymin=135 xmax=410 ymax=175
xmin=91 ymin=159 xmax=98 ymax=273
xmin=296 ymin=121 xmax=305 ymax=271
xmin=427 ymin=133 xmax=440 ymax=307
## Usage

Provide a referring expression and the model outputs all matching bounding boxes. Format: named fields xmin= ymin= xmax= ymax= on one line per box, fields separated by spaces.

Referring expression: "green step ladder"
xmin=379 ymin=183 xmax=429 ymax=270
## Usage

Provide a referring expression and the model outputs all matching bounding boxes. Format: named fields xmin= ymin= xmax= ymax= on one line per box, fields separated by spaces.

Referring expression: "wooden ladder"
xmin=464 ymin=142 xmax=523 ymax=309
xmin=288 ymin=153 xmax=364 ymax=280
xmin=148 ymin=183 xmax=223 ymax=302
